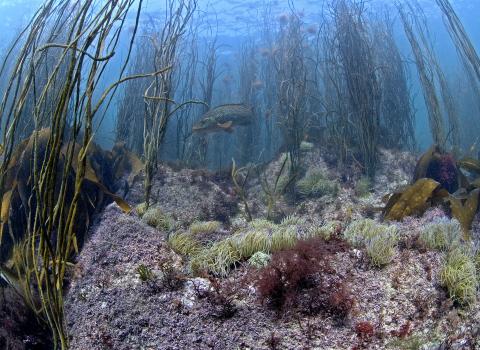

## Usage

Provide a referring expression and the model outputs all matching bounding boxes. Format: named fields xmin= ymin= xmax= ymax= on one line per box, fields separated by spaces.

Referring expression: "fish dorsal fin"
xmin=213 ymin=103 xmax=252 ymax=111
xmin=217 ymin=121 xmax=233 ymax=132
xmin=215 ymin=103 xmax=244 ymax=108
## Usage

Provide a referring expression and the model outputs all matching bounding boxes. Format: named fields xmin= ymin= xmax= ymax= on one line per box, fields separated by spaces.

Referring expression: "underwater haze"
xmin=1 ymin=0 xmax=480 ymax=349
xmin=1 ymin=0 xmax=480 ymax=154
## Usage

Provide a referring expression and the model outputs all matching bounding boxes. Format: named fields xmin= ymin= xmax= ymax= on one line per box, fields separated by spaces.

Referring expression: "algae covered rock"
xmin=355 ymin=176 xmax=372 ymax=197
xmin=248 ymin=252 xmax=271 ymax=268
xmin=307 ymin=220 xmax=341 ymax=240
xmin=135 ymin=202 xmax=148 ymax=217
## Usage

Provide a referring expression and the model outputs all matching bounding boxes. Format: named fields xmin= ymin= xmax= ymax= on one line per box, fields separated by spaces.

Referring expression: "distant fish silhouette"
xmin=192 ymin=104 xmax=254 ymax=134
xmin=306 ymin=25 xmax=317 ymax=34
xmin=259 ymin=47 xmax=271 ymax=57
xmin=252 ymin=79 xmax=264 ymax=90
xmin=278 ymin=13 xmax=289 ymax=24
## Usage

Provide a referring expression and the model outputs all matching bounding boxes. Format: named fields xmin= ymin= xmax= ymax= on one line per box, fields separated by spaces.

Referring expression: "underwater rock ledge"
xmin=64 ymin=149 xmax=480 ymax=350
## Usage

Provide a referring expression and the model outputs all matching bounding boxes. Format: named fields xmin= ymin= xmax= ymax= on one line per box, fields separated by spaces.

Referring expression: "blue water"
xmin=1 ymin=0 xmax=479 ymax=152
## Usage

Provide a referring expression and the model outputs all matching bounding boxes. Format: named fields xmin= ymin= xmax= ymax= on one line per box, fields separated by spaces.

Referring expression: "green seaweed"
xmin=190 ymin=238 xmax=241 ymax=276
xmin=248 ymin=251 xmax=271 ymax=268
xmin=355 ymin=176 xmax=372 ymax=197
xmin=366 ymin=232 xmax=399 ymax=267
xmin=136 ymin=202 xmax=148 ymax=217
xmin=279 ymin=214 xmax=305 ymax=227
xmin=137 ymin=264 xmax=155 ymax=282
xmin=299 ymin=141 xmax=314 ymax=152
xmin=271 ymin=227 xmax=298 ymax=252
xmin=250 ymin=218 xmax=276 ymax=230
xmin=236 ymin=230 xmax=271 ymax=257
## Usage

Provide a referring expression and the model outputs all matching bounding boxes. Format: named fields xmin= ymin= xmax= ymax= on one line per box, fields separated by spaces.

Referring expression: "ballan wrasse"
xmin=192 ymin=104 xmax=254 ymax=133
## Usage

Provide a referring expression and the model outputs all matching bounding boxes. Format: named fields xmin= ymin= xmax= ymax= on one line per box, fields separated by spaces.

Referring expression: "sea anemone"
xmin=419 ymin=217 xmax=462 ymax=251
xmin=142 ymin=207 xmax=173 ymax=231
xmin=168 ymin=231 xmax=202 ymax=256
xmin=296 ymin=169 xmax=339 ymax=198
xmin=344 ymin=219 xmax=399 ymax=267
xmin=189 ymin=221 xmax=221 ymax=235
xmin=440 ymin=247 xmax=477 ymax=305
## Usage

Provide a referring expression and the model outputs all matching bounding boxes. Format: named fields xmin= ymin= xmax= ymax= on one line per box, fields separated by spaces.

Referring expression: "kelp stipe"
xmin=0 ymin=0 xmax=161 ymax=347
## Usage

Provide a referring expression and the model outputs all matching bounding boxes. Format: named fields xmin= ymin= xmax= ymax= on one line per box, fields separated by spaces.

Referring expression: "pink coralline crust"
xmin=398 ymin=207 xmax=448 ymax=237
xmin=63 ymin=146 xmax=480 ymax=350
xmin=124 ymin=165 xmax=238 ymax=225
xmin=401 ymin=207 xmax=446 ymax=225
xmin=421 ymin=207 xmax=449 ymax=222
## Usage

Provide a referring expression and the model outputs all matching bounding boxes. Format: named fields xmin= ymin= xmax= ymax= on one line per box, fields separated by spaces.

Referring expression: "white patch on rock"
xmin=181 ymin=278 xmax=211 ymax=308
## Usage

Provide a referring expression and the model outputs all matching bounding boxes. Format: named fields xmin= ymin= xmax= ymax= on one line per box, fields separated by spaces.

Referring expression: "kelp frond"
xmin=0 ymin=0 xmax=153 ymax=348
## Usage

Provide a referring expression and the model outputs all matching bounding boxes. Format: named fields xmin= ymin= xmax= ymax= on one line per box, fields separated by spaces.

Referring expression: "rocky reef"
xmin=63 ymin=148 xmax=480 ymax=350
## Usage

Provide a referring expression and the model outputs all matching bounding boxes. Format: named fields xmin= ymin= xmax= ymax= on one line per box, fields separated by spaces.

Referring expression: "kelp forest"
xmin=1 ymin=0 xmax=480 ymax=349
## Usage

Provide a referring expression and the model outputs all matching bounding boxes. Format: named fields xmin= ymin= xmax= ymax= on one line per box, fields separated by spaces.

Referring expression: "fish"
xmin=458 ymin=157 xmax=480 ymax=175
xmin=278 ymin=13 xmax=289 ymax=24
xmin=192 ymin=104 xmax=254 ymax=134
xmin=251 ymin=79 xmax=264 ymax=90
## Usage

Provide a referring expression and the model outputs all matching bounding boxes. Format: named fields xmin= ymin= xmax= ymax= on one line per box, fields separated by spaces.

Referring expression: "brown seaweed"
xmin=413 ymin=145 xmax=439 ymax=181
xmin=384 ymin=178 xmax=441 ymax=220
xmin=0 ymin=129 xmax=140 ymax=263
xmin=447 ymin=189 xmax=479 ymax=239
xmin=458 ymin=158 xmax=480 ymax=175
xmin=385 ymin=145 xmax=480 ymax=239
